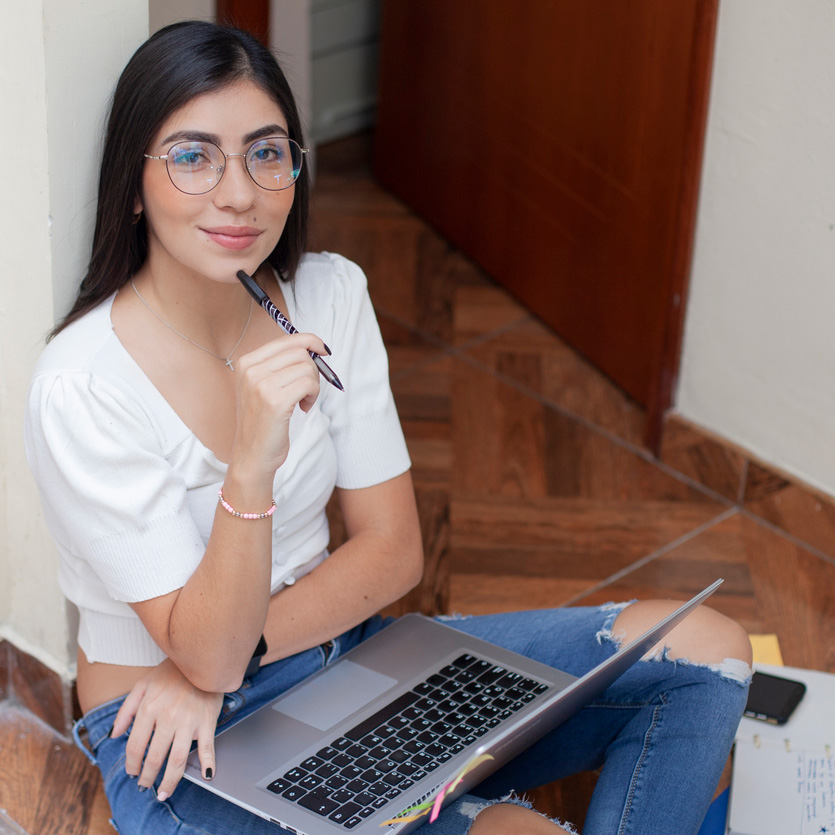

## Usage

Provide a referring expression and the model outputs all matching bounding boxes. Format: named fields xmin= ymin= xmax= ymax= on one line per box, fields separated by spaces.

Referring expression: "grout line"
xmin=737 ymin=507 xmax=835 ymax=568
xmin=558 ymin=507 xmax=740 ymax=608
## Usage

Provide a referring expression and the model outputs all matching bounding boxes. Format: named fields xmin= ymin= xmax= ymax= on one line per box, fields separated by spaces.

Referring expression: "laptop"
xmin=185 ymin=579 xmax=722 ymax=833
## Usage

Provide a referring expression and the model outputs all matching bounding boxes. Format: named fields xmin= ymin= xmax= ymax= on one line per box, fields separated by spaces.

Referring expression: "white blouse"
xmin=24 ymin=253 xmax=411 ymax=666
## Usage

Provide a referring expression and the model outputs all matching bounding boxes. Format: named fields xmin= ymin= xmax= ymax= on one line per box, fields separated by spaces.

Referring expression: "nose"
xmin=213 ymin=153 xmax=257 ymax=210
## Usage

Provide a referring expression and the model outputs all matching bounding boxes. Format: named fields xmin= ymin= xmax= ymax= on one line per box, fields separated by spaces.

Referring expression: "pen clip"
xmin=236 ymin=270 xmax=269 ymax=305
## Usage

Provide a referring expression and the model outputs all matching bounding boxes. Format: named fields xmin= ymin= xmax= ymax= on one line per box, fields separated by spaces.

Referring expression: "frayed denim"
xmin=74 ymin=605 xmax=749 ymax=834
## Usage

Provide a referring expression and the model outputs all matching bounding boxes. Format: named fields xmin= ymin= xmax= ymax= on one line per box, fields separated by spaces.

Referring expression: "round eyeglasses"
xmin=144 ymin=136 xmax=309 ymax=194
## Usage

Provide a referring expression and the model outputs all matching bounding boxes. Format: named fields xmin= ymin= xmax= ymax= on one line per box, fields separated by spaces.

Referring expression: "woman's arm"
xmin=111 ymin=469 xmax=422 ymax=795
xmin=261 ymin=470 xmax=424 ymax=664
xmin=128 ymin=332 xmax=326 ymax=693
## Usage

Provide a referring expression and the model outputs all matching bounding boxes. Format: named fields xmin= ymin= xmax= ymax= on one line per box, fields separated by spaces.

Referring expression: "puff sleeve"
xmin=24 ymin=371 xmax=205 ymax=603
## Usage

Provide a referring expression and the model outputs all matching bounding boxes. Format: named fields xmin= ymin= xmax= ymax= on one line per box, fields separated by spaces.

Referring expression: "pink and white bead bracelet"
xmin=217 ymin=488 xmax=277 ymax=520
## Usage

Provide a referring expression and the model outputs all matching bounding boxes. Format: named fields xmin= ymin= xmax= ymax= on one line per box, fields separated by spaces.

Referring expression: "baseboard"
xmin=662 ymin=413 xmax=835 ymax=560
xmin=0 ymin=639 xmax=76 ymax=736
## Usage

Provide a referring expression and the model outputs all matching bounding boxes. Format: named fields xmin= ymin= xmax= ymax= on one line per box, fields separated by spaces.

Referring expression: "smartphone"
xmin=744 ymin=671 xmax=806 ymax=725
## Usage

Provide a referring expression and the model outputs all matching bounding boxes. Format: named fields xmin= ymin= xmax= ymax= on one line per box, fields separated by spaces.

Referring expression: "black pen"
xmin=236 ymin=270 xmax=344 ymax=392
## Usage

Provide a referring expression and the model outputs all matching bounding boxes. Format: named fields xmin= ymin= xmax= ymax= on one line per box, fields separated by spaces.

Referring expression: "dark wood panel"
xmin=374 ymin=0 xmax=718 ymax=449
xmin=216 ymin=0 xmax=269 ymax=45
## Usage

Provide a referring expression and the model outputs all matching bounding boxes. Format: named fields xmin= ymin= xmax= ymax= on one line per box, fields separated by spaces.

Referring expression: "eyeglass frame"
xmin=143 ymin=136 xmax=310 ymax=194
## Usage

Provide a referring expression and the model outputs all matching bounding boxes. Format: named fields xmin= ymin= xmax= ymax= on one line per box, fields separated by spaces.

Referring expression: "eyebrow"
xmin=160 ymin=124 xmax=289 ymax=147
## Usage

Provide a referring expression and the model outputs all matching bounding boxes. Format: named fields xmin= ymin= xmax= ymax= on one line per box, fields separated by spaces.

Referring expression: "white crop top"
xmin=24 ymin=253 xmax=411 ymax=666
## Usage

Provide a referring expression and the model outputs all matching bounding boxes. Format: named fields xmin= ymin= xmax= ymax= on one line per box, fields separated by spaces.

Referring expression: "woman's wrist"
xmin=220 ymin=466 xmax=276 ymax=513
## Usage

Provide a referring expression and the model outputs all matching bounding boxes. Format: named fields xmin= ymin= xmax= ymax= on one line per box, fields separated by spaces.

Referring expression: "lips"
xmin=202 ymin=226 xmax=263 ymax=251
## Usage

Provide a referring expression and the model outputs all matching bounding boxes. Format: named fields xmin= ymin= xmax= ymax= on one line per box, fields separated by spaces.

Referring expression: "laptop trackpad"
xmin=273 ymin=660 xmax=398 ymax=731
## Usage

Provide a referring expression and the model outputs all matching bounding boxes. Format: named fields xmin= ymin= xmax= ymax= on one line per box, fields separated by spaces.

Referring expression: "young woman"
xmin=24 ymin=21 xmax=752 ymax=835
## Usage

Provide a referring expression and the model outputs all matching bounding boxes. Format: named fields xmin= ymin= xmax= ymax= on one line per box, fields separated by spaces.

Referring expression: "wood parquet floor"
xmin=3 ymin=132 xmax=834 ymax=833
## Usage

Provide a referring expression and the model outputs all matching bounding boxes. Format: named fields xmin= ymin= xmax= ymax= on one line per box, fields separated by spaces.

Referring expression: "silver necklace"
xmin=130 ymin=280 xmax=253 ymax=371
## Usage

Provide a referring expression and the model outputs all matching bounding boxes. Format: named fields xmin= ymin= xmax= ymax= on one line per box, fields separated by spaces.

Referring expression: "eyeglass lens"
xmin=165 ymin=137 xmax=303 ymax=194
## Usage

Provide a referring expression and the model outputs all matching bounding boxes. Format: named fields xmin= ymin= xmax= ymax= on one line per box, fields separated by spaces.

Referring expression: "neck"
xmin=131 ymin=264 xmax=257 ymax=350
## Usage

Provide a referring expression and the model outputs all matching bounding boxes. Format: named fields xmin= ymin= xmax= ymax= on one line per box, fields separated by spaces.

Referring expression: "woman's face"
xmin=137 ymin=80 xmax=296 ymax=286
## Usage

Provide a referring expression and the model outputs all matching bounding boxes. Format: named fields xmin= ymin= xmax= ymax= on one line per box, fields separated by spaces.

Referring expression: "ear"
xmin=133 ymin=194 xmax=143 ymax=215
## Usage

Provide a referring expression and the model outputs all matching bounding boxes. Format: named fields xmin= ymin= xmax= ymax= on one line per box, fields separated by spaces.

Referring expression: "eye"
xmin=249 ymin=139 xmax=287 ymax=165
xmin=169 ymin=143 xmax=214 ymax=169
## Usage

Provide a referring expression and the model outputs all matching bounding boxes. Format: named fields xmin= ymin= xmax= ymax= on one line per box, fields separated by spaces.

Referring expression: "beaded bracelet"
xmin=217 ymin=488 xmax=277 ymax=520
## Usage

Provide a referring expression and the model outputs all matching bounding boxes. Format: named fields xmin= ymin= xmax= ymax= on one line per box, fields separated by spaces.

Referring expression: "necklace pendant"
xmin=225 ymin=358 xmax=235 ymax=371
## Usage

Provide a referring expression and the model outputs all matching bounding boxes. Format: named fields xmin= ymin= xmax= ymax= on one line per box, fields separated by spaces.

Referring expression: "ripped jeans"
xmin=73 ymin=605 xmax=750 ymax=835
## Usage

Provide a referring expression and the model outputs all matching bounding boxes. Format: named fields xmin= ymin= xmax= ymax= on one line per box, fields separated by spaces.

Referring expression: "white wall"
xmin=678 ymin=0 xmax=835 ymax=498
xmin=149 ymin=0 xmax=213 ymax=33
xmin=309 ymin=0 xmax=381 ymax=144
xmin=0 ymin=0 xmax=149 ymax=676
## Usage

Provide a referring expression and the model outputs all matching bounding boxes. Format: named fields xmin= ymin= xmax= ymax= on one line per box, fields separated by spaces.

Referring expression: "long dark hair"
xmin=51 ymin=20 xmax=309 ymax=339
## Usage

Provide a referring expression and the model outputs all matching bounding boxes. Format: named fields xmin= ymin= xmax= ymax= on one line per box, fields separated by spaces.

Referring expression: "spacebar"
xmin=344 ymin=691 xmax=420 ymax=741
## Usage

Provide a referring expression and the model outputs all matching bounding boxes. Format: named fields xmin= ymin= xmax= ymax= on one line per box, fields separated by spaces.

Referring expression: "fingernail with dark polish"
xmin=106 ymin=724 xmax=115 ymax=738
xmin=138 ymin=785 xmax=147 ymax=793
xmin=323 ymin=343 xmax=332 ymax=356
xmin=129 ymin=774 xmax=137 ymax=780
xmin=204 ymin=767 xmax=214 ymax=780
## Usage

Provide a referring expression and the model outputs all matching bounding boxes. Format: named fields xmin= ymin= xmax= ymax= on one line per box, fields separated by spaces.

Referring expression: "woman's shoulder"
xmin=34 ymin=294 xmax=120 ymax=377
xmin=294 ymin=251 xmax=369 ymax=302
xmin=28 ymin=294 xmax=150 ymax=427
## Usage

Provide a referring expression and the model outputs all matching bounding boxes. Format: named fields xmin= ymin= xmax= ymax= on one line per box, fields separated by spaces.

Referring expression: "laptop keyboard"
xmin=266 ymin=652 xmax=549 ymax=829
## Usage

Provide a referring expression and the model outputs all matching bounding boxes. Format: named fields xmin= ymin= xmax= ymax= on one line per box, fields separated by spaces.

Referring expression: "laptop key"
xmin=298 ymin=793 xmax=339 ymax=817
xmin=284 ymin=766 xmax=307 ymax=782
xmin=301 ymin=756 xmax=325 ymax=771
xmin=354 ymin=791 xmax=376 ymax=806
xmin=299 ymin=774 xmax=323 ymax=791
xmin=329 ymin=802 xmax=362 ymax=823
xmin=344 ymin=816 xmax=363 ymax=829
xmin=478 ymin=666 xmax=508 ymax=685
xmin=325 ymin=774 xmax=349 ymax=791
xmin=282 ymin=785 xmax=307 ymax=802
xmin=266 ymin=778 xmax=290 ymax=794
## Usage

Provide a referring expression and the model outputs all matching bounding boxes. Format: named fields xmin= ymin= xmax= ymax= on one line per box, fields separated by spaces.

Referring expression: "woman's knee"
xmin=613 ymin=600 xmax=753 ymax=667
xmin=469 ymin=803 xmax=573 ymax=834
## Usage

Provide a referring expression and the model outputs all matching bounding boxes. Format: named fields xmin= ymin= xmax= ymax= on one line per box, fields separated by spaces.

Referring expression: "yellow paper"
xmin=749 ymin=634 xmax=783 ymax=666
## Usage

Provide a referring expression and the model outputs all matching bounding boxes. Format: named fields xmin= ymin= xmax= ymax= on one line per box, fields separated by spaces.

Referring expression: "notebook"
xmin=185 ymin=580 xmax=722 ymax=834
xmin=728 ymin=663 xmax=835 ymax=835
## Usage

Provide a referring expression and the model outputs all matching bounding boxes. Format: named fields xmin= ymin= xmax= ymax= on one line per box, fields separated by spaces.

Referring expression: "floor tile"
xmin=463 ymin=317 xmax=646 ymax=446
xmin=743 ymin=461 xmax=835 ymax=561
xmin=659 ymin=414 xmax=747 ymax=503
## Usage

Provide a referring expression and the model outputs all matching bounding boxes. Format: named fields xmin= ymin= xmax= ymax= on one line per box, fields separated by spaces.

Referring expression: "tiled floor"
xmin=2 ymin=132 xmax=834 ymax=834
xmin=314 ymin=135 xmax=835 ymax=672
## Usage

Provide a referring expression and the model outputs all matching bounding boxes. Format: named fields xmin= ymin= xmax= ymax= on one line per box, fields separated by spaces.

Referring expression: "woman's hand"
xmin=231 ymin=332 xmax=328 ymax=479
xmin=111 ymin=658 xmax=224 ymax=801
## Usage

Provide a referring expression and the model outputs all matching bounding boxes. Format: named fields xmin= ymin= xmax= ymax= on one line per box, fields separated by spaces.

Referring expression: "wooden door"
xmin=216 ymin=0 xmax=269 ymax=44
xmin=373 ymin=0 xmax=718 ymax=449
